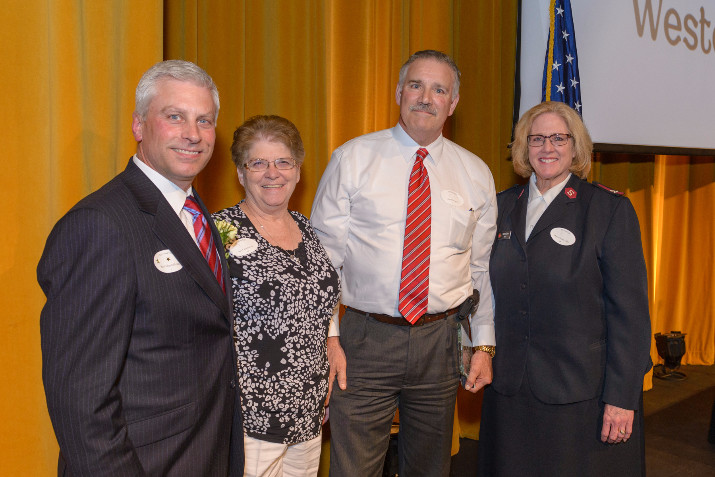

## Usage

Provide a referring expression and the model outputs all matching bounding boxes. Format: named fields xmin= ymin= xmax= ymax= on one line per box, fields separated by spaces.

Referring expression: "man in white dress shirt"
xmin=311 ymin=50 xmax=497 ymax=477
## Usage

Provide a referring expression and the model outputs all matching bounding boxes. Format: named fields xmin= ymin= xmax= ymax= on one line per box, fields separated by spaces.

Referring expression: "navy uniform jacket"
xmin=489 ymin=175 xmax=652 ymax=410
xmin=38 ymin=159 xmax=244 ymax=476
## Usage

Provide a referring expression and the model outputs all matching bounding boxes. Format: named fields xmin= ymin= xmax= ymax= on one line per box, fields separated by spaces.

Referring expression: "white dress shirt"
xmin=525 ymin=172 xmax=572 ymax=240
xmin=132 ymin=155 xmax=198 ymax=244
xmin=311 ymin=124 xmax=497 ymax=345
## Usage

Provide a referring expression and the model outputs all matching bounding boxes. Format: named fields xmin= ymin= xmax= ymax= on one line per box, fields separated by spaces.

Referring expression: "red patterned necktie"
xmin=398 ymin=148 xmax=431 ymax=324
xmin=183 ymin=196 xmax=225 ymax=293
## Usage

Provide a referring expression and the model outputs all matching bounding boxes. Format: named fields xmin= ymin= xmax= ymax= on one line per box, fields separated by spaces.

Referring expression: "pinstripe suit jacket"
xmin=38 ymin=159 xmax=243 ymax=476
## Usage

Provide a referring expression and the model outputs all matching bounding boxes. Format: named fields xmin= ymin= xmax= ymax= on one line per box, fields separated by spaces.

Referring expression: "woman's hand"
xmin=325 ymin=336 xmax=347 ymax=406
xmin=601 ymin=403 xmax=634 ymax=444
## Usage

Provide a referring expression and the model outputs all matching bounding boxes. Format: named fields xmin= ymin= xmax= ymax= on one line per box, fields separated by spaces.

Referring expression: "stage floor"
xmin=449 ymin=364 xmax=715 ymax=477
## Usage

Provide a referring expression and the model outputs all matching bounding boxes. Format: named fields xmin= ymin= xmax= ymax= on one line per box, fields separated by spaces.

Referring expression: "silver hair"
xmin=135 ymin=60 xmax=220 ymax=121
xmin=397 ymin=50 xmax=461 ymax=99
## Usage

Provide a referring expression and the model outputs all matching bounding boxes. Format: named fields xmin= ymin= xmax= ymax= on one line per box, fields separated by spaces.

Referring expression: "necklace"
xmin=242 ymin=200 xmax=300 ymax=264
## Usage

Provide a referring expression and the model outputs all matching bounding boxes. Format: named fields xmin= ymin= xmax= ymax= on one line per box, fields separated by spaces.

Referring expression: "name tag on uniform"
xmin=497 ymin=231 xmax=511 ymax=240
xmin=550 ymin=227 xmax=576 ymax=246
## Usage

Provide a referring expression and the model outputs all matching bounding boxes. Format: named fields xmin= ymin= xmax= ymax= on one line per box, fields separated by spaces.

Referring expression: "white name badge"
xmin=441 ymin=190 xmax=464 ymax=207
xmin=550 ymin=227 xmax=576 ymax=246
xmin=154 ymin=249 xmax=183 ymax=273
xmin=229 ymin=238 xmax=258 ymax=257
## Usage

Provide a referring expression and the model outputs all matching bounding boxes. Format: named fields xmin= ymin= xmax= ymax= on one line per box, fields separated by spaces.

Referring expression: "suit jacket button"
xmin=230 ymin=379 xmax=236 ymax=389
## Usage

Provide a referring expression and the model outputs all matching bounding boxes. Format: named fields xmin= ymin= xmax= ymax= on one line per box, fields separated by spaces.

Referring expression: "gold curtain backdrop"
xmin=2 ymin=0 xmax=712 ymax=474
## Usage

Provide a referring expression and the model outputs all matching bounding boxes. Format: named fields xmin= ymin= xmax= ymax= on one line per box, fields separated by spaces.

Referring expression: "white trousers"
xmin=243 ymin=432 xmax=322 ymax=477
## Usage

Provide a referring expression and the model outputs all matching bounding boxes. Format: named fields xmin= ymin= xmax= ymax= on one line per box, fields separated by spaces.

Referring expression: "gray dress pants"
xmin=328 ymin=309 xmax=460 ymax=477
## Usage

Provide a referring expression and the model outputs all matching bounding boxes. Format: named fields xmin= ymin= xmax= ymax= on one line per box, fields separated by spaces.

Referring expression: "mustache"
xmin=409 ymin=103 xmax=437 ymax=115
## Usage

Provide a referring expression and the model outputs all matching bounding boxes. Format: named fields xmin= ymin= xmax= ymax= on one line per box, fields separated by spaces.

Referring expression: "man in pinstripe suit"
xmin=38 ymin=60 xmax=243 ymax=476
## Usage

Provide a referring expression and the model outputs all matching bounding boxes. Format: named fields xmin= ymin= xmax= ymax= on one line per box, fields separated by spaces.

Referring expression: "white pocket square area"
xmin=154 ymin=249 xmax=183 ymax=273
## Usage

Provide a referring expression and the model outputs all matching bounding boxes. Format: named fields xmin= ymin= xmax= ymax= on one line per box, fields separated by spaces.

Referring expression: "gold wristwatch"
xmin=474 ymin=345 xmax=495 ymax=358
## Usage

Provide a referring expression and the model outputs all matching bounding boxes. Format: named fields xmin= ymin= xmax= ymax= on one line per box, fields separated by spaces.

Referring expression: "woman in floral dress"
xmin=213 ymin=115 xmax=339 ymax=477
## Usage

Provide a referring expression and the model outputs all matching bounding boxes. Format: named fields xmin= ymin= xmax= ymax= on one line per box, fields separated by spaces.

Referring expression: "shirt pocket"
xmin=447 ymin=207 xmax=478 ymax=251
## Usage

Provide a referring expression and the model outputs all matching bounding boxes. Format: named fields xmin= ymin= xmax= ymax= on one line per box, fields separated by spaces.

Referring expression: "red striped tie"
xmin=398 ymin=148 xmax=431 ymax=324
xmin=183 ymin=196 xmax=225 ymax=293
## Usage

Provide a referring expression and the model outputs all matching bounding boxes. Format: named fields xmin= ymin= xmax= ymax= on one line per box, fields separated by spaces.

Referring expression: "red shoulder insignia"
xmin=564 ymin=187 xmax=577 ymax=199
xmin=593 ymin=182 xmax=624 ymax=196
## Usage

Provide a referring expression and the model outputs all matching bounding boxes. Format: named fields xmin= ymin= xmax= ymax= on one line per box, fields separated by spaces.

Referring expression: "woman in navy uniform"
xmin=478 ymin=101 xmax=652 ymax=476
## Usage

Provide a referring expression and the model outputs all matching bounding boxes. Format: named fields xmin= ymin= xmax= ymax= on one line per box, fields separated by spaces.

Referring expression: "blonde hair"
xmin=510 ymin=101 xmax=592 ymax=179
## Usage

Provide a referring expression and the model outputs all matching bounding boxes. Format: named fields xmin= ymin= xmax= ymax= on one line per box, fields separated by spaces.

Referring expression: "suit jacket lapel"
xmin=120 ymin=160 xmax=231 ymax=322
xmin=509 ymin=185 xmax=529 ymax=249
xmin=529 ymin=175 xmax=581 ymax=239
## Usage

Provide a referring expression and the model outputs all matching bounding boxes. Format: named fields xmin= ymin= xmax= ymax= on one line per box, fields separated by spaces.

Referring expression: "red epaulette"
xmin=593 ymin=182 xmax=624 ymax=196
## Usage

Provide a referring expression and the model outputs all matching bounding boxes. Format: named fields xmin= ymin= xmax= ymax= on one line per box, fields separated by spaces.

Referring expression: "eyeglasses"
xmin=244 ymin=158 xmax=296 ymax=172
xmin=527 ymin=133 xmax=572 ymax=147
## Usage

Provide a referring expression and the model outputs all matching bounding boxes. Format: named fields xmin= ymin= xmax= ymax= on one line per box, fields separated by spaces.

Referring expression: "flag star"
xmin=556 ymin=6 xmax=564 ymax=16
xmin=574 ymin=101 xmax=582 ymax=112
xmin=566 ymin=54 xmax=574 ymax=64
xmin=556 ymin=83 xmax=565 ymax=94
xmin=552 ymin=61 xmax=561 ymax=71
xmin=570 ymin=78 xmax=579 ymax=88
xmin=562 ymin=30 xmax=570 ymax=41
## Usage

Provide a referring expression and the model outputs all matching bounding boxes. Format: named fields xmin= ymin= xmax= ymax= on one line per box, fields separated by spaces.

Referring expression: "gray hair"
xmin=398 ymin=50 xmax=461 ymax=99
xmin=231 ymin=115 xmax=306 ymax=168
xmin=135 ymin=60 xmax=220 ymax=121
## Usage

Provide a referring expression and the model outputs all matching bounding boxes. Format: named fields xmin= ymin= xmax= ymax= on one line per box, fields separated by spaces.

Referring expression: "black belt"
xmin=345 ymin=306 xmax=459 ymax=327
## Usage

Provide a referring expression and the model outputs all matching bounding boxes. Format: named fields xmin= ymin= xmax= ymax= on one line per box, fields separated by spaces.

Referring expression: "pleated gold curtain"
xmin=593 ymin=154 xmax=715 ymax=379
xmin=648 ymin=155 xmax=715 ymax=366
xmin=165 ymin=0 xmax=519 ymax=216
xmin=2 ymin=1 xmax=163 ymax=474
xmin=2 ymin=0 xmax=713 ymax=474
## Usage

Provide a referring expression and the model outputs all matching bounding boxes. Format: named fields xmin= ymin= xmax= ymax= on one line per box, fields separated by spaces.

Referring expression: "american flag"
xmin=542 ymin=0 xmax=582 ymax=113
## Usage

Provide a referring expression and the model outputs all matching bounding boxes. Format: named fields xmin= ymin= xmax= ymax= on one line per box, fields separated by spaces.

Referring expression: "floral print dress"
xmin=212 ymin=203 xmax=340 ymax=444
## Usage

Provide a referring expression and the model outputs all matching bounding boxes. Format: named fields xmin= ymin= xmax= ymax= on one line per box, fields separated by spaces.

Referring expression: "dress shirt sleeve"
xmin=600 ymin=198 xmax=652 ymax=410
xmin=311 ymin=147 xmax=351 ymax=337
xmin=38 ymin=208 xmax=145 ymax=476
xmin=469 ymin=171 xmax=498 ymax=346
